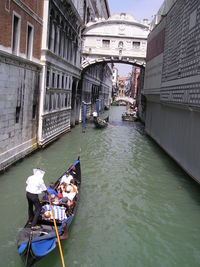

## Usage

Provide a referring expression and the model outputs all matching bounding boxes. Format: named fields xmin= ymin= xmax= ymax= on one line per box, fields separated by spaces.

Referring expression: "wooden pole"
xmin=48 ymin=195 xmax=66 ymax=267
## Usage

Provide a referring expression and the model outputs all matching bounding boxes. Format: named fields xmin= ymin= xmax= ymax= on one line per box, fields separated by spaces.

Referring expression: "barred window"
xmin=132 ymin=41 xmax=140 ymax=48
xmin=102 ymin=40 xmax=110 ymax=48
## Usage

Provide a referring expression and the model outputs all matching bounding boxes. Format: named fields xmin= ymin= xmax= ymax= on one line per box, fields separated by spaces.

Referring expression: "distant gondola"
xmin=17 ymin=158 xmax=81 ymax=267
xmin=122 ymin=112 xmax=137 ymax=121
xmin=94 ymin=116 xmax=109 ymax=129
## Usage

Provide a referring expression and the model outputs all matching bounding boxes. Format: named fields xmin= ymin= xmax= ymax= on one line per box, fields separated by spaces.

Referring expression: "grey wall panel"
xmin=146 ymin=101 xmax=200 ymax=183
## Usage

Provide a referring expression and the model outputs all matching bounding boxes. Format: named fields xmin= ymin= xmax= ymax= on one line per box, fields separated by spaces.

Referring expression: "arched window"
xmin=57 ymin=93 xmax=61 ymax=109
xmin=48 ymin=9 xmax=55 ymax=51
xmin=59 ymin=21 xmax=65 ymax=57
xmin=65 ymin=93 xmax=68 ymax=107
xmin=118 ymin=41 xmax=123 ymax=49
xmin=87 ymin=7 xmax=90 ymax=23
xmin=54 ymin=23 xmax=57 ymax=53
xmin=54 ymin=15 xmax=60 ymax=54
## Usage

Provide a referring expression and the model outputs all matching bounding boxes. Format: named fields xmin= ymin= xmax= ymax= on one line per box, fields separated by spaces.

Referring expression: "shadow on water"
xmin=144 ymin=128 xmax=200 ymax=206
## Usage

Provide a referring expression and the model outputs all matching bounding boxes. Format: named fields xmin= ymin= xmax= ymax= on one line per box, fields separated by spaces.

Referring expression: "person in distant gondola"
xmin=26 ymin=168 xmax=49 ymax=231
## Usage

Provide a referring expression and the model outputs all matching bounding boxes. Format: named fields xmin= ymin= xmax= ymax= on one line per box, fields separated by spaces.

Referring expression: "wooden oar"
xmin=48 ymin=195 xmax=66 ymax=267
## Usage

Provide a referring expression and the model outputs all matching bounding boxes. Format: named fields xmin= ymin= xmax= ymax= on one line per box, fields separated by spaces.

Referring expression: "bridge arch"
xmin=115 ymin=96 xmax=135 ymax=105
xmin=82 ymin=13 xmax=150 ymax=69
xmin=81 ymin=57 xmax=146 ymax=70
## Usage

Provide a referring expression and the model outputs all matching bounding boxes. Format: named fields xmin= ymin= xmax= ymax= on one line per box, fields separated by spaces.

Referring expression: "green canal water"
xmin=1 ymin=106 xmax=200 ymax=267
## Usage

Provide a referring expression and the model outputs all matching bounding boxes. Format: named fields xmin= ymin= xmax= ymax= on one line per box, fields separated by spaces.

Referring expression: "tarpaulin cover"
xmin=32 ymin=238 xmax=57 ymax=257
xmin=18 ymin=237 xmax=57 ymax=257
xmin=18 ymin=242 xmax=28 ymax=254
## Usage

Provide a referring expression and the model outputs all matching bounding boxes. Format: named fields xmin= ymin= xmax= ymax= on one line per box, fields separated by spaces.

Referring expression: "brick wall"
xmin=22 ymin=0 xmax=43 ymax=18
xmin=0 ymin=0 xmax=43 ymax=59
xmin=146 ymin=29 xmax=165 ymax=62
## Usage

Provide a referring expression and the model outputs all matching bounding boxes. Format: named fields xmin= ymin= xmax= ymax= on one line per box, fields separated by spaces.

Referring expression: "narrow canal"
xmin=1 ymin=106 xmax=200 ymax=267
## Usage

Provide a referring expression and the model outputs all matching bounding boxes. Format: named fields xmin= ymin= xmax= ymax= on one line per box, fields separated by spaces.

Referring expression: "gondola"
xmin=17 ymin=157 xmax=81 ymax=267
xmin=93 ymin=116 xmax=109 ymax=129
xmin=122 ymin=112 xmax=138 ymax=122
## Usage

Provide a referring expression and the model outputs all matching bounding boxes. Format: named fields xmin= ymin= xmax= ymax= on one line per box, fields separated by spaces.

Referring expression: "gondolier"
xmin=18 ymin=158 xmax=81 ymax=266
xmin=93 ymin=115 xmax=109 ymax=129
xmin=26 ymin=168 xmax=49 ymax=230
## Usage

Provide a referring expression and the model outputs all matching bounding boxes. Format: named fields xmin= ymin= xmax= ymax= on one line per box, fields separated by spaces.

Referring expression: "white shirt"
xmin=26 ymin=169 xmax=47 ymax=194
xmin=62 ymin=191 xmax=76 ymax=201
xmin=92 ymin=111 xmax=98 ymax=117
xmin=60 ymin=174 xmax=73 ymax=184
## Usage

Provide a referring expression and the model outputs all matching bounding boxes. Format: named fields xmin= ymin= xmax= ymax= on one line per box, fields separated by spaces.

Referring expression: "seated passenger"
xmin=71 ymin=165 xmax=76 ymax=176
xmin=57 ymin=182 xmax=67 ymax=198
xmin=41 ymin=204 xmax=67 ymax=221
xmin=62 ymin=185 xmax=76 ymax=201
xmin=60 ymin=171 xmax=73 ymax=184
xmin=50 ymin=194 xmax=60 ymax=205
xmin=62 ymin=185 xmax=77 ymax=212
xmin=45 ymin=182 xmax=58 ymax=200
xmin=69 ymin=179 xmax=78 ymax=194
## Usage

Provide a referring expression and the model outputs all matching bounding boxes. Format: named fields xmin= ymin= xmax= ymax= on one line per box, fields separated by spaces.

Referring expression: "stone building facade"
xmin=80 ymin=0 xmax=112 ymax=117
xmin=38 ymin=0 xmax=111 ymax=146
xmin=0 ymin=0 xmax=113 ymax=171
xmin=0 ymin=0 xmax=43 ymax=170
xmin=144 ymin=0 xmax=200 ymax=182
xmin=82 ymin=63 xmax=112 ymax=116
xmin=81 ymin=13 xmax=150 ymax=115
xmin=82 ymin=14 xmax=149 ymax=68
xmin=38 ymin=0 xmax=83 ymax=146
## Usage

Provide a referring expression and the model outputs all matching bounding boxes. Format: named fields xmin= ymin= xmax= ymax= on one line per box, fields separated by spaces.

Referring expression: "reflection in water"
xmin=0 ymin=106 xmax=200 ymax=267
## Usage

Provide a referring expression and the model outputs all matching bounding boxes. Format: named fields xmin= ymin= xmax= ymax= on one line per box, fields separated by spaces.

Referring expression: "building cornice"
xmin=41 ymin=49 xmax=81 ymax=73
xmin=0 ymin=50 xmax=41 ymax=69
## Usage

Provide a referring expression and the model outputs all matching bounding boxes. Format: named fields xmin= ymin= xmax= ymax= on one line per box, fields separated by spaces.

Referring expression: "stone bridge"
xmin=115 ymin=96 xmax=135 ymax=105
xmin=81 ymin=13 xmax=150 ymax=69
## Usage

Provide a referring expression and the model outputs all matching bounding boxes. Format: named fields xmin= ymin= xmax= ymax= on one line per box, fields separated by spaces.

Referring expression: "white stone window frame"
xmin=5 ymin=0 xmax=11 ymax=12
xmin=68 ymin=92 xmax=71 ymax=107
xmin=57 ymin=72 xmax=60 ymax=89
xmin=26 ymin=22 xmax=34 ymax=60
xmin=12 ymin=11 xmax=21 ymax=56
xmin=45 ymin=94 xmax=49 ymax=111
xmin=61 ymin=93 xmax=64 ymax=108
xmin=65 ymin=75 xmax=68 ymax=89
xmin=69 ymin=76 xmax=72 ymax=90
xmin=61 ymin=73 xmax=65 ymax=89
xmin=52 ymin=72 xmax=55 ymax=88
xmin=53 ymin=92 xmax=57 ymax=110
xmin=64 ymin=93 xmax=68 ymax=108
xmin=46 ymin=68 xmax=51 ymax=88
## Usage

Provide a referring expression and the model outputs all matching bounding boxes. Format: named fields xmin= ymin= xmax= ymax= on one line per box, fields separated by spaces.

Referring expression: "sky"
xmin=108 ymin=0 xmax=164 ymax=21
xmin=107 ymin=0 xmax=164 ymax=76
